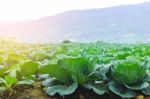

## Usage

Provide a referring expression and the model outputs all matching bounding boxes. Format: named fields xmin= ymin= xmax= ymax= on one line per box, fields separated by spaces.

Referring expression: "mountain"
xmin=0 ymin=2 xmax=150 ymax=43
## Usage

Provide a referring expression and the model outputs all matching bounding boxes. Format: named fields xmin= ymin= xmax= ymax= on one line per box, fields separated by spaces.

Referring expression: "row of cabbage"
xmin=0 ymin=42 xmax=149 ymax=98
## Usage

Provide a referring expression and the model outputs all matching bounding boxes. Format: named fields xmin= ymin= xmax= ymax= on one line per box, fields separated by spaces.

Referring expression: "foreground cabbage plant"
xmin=108 ymin=58 xmax=150 ymax=98
xmin=39 ymin=57 xmax=108 ymax=96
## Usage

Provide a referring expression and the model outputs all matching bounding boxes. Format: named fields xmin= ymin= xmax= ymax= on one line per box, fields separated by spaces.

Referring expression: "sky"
xmin=0 ymin=0 xmax=149 ymax=22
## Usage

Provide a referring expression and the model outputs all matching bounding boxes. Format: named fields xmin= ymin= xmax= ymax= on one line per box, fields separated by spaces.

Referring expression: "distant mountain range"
xmin=0 ymin=2 xmax=150 ymax=43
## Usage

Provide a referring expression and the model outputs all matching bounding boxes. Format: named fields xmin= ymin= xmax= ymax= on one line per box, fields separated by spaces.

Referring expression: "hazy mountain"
xmin=0 ymin=2 xmax=150 ymax=43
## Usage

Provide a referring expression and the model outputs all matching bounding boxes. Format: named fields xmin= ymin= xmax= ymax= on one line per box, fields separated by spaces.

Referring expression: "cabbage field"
xmin=0 ymin=40 xmax=150 ymax=99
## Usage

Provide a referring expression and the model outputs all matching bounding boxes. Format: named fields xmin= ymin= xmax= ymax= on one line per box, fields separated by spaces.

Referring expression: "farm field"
xmin=0 ymin=40 xmax=150 ymax=99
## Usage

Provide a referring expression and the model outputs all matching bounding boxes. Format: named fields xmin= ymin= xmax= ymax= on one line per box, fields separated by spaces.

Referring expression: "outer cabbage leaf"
xmin=109 ymin=81 xmax=136 ymax=98
xmin=142 ymin=87 xmax=150 ymax=95
xmin=39 ymin=64 xmax=72 ymax=83
xmin=45 ymin=82 xmax=78 ymax=96
xmin=58 ymin=58 xmax=93 ymax=84
xmin=125 ymin=82 xmax=149 ymax=90
xmin=20 ymin=61 xmax=39 ymax=77
xmin=83 ymin=82 xmax=108 ymax=95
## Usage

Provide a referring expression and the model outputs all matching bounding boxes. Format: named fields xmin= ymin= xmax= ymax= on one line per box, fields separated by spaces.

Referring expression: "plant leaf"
xmin=0 ymin=87 xmax=7 ymax=93
xmin=142 ymin=87 xmax=150 ymax=95
xmin=125 ymin=82 xmax=149 ymax=90
xmin=17 ymin=79 xmax=34 ymax=85
xmin=39 ymin=64 xmax=72 ymax=83
xmin=4 ymin=76 xmax=18 ymax=88
xmin=109 ymin=81 xmax=136 ymax=98
xmin=46 ymin=82 xmax=78 ymax=96
xmin=111 ymin=59 xmax=147 ymax=84
xmin=20 ymin=61 xmax=39 ymax=77
xmin=83 ymin=82 xmax=108 ymax=95
xmin=58 ymin=58 xmax=90 ymax=84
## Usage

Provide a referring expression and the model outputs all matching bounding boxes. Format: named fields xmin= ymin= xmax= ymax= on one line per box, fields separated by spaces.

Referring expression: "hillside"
xmin=0 ymin=2 xmax=150 ymax=43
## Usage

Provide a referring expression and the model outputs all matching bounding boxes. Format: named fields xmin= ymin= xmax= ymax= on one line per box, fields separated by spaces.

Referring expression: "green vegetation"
xmin=0 ymin=40 xmax=149 ymax=98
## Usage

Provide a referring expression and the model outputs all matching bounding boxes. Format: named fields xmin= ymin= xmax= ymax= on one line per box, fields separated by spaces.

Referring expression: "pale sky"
xmin=0 ymin=0 xmax=149 ymax=22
